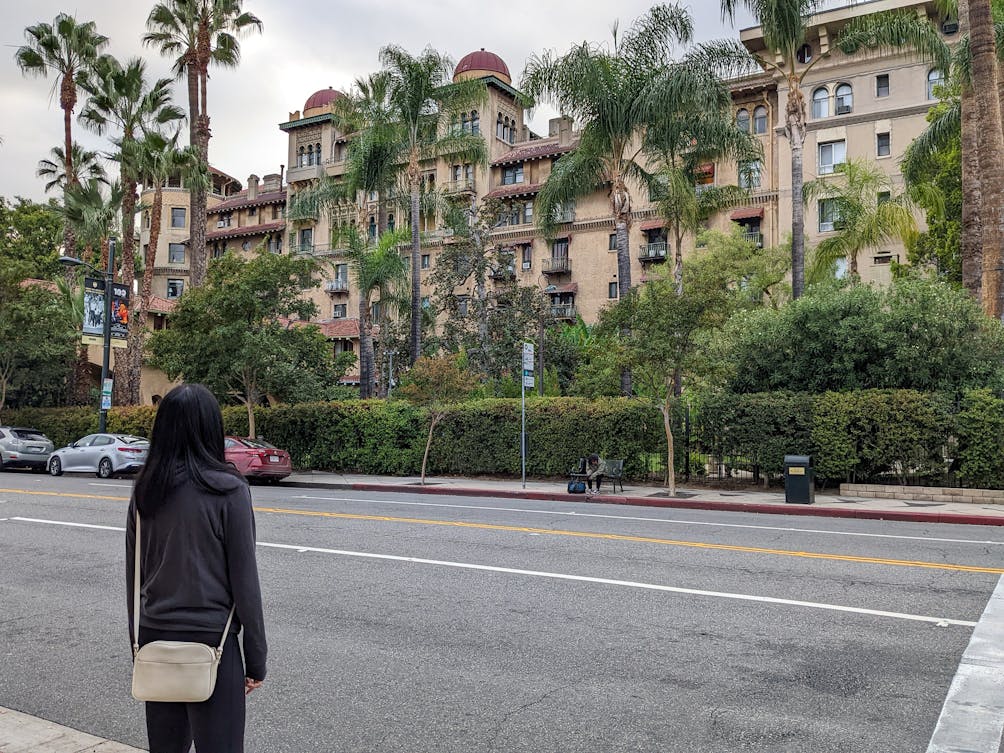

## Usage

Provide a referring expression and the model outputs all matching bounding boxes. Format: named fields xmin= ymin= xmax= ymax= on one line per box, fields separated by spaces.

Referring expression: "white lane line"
xmin=286 ymin=495 xmax=1004 ymax=547
xmin=90 ymin=483 xmax=131 ymax=488
xmin=5 ymin=515 xmax=983 ymax=628
xmin=927 ymin=574 xmax=1004 ymax=751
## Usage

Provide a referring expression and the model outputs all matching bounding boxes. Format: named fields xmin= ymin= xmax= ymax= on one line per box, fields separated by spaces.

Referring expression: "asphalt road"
xmin=1 ymin=471 xmax=1003 ymax=753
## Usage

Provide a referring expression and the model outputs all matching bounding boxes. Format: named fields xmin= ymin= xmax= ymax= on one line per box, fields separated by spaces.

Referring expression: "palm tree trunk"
xmin=358 ymin=294 xmax=373 ymax=399
xmin=186 ymin=56 xmax=210 ymax=289
xmin=966 ymin=0 xmax=1004 ymax=319
xmin=60 ymin=74 xmax=77 ymax=264
xmin=961 ymin=87 xmax=983 ymax=297
xmin=674 ymin=228 xmax=684 ymax=296
xmin=118 ymin=171 xmax=141 ymax=406
xmin=787 ymin=95 xmax=807 ymax=299
xmin=612 ymin=182 xmax=632 ymax=396
xmin=409 ymin=175 xmax=422 ymax=364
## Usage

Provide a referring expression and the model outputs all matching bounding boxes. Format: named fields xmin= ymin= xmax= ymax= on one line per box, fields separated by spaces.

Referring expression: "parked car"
xmin=0 ymin=427 xmax=55 ymax=471
xmin=48 ymin=433 xmax=149 ymax=478
xmin=224 ymin=437 xmax=292 ymax=482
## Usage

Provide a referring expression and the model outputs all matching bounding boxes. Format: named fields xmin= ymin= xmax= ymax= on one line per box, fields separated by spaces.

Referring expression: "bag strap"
xmin=133 ymin=510 xmax=235 ymax=657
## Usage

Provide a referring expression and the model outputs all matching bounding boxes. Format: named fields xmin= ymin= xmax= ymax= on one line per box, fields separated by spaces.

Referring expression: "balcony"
xmin=291 ymin=242 xmax=314 ymax=255
xmin=285 ymin=162 xmax=324 ymax=183
xmin=324 ymin=278 xmax=350 ymax=294
xmin=550 ymin=303 xmax=576 ymax=321
xmin=542 ymin=257 xmax=571 ymax=275
xmin=444 ymin=178 xmax=476 ymax=194
xmin=489 ymin=266 xmax=516 ymax=280
xmin=638 ymin=242 xmax=668 ymax=262
xmin=741 ymin=231 xmax=764 ymax=248
xmin=552 ymin=207 xmax=575 ymax=224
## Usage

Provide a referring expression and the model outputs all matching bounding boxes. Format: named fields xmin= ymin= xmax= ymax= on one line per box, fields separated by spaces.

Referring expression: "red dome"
xmin=303 ymin=87 xmax=343 ymax=112
xmin=455 ymin=49 xmax=510 ymax=80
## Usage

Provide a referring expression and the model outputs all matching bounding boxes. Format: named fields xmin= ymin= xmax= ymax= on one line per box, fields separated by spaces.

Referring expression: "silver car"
xmin=48 ymin=433 xmax=150 ymax=478
xmin=0 ymin=427 xmax=55 ymax=471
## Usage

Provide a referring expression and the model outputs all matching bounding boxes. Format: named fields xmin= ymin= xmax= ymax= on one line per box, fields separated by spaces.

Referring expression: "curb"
xmin=280 ymin=480 xmax=1004 ymax=527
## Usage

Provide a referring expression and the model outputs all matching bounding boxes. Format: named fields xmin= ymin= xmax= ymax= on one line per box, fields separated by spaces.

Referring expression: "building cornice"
xmin=279 ymin=113 xmax=334 ymax=132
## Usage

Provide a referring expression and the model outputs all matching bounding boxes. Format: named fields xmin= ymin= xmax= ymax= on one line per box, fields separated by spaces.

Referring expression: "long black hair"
xmin=134 ymin=383 xmax=243 ymax=514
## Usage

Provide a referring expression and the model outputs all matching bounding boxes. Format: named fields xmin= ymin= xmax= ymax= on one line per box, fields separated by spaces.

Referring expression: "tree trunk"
xmin=966 ymin=0 xmax=1004 ymax=319
xmin=118 ymin=168 xmax=140 ymax=407
xmin=961 ymin=89 xmax=984 ymax=297
xmin=661 ymin=391 xmax=676 ymax=496
xmin=409 ymin=172 xmax=422 ymax=364
xmin=420 ymin=412 xmax=441 ymax=485
xmin=246 ymin=399 xmax=255 ymax=440
xmin=674 ymin=228 xmax=684 ymax=296
xmin=60 ymin=73 xmax=77 ymax=262
xmin=358 ymin=294 xmax=373 ymax=399
xmin=787 ymin=80 xmax=807 ymax=299
xmin=613 ymin=202 xmax=632 ymax=396
xmin=188 ymin=55 xmax=210 ymax=289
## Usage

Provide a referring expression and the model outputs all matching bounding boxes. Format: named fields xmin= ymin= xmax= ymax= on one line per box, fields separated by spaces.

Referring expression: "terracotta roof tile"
xmin=485 ymin=182 xmax=543 ymax=200
xmin=208 ymin=188 xmax=286 ymax=214
xmin=206 ymin=221 xmax=286 ymax=242
xmin=491 ymin=140 xmax=577 ymax=166
xmin=147 ymin=296 xmax=177 ymax=314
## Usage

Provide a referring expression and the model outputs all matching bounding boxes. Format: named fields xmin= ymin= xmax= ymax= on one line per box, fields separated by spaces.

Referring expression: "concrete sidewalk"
xmin=281 ymin=471 xmax=1004 ymax=527
xmin=0 ymin=707 xmax=142 ymax=753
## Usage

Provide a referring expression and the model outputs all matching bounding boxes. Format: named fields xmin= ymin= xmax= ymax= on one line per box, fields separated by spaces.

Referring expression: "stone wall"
xmin=840 ymin=484 xmax=1004 ymax=505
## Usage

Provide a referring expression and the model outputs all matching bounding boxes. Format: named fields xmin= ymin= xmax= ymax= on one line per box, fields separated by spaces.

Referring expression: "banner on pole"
xmin=81 ymin=277 xmax=129 ymax=349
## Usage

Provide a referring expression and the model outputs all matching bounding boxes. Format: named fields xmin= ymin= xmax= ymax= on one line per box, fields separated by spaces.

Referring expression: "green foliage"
xmin=956 ymin=390 xmax=1004 ymax=488
xmin=0 ymin=197 xmax=65 ymax=280
xmin=397 ymin=355 xmax=479 ymax=409
xmin=719 ymin=275 xmax=1004 ymax=393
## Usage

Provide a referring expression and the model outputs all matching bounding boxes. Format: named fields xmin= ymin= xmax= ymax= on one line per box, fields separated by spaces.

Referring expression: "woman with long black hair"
xmin=126 ymin=383 xmax=267 ymax=753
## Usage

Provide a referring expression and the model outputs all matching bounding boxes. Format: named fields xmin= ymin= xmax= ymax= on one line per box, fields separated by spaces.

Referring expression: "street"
xmin=1 ymin=472 xmax=1003 ymax=752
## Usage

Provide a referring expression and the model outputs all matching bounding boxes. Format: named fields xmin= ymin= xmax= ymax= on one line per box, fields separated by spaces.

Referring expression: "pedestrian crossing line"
xmin=253 ymin=505 xmax=1004 ymax=575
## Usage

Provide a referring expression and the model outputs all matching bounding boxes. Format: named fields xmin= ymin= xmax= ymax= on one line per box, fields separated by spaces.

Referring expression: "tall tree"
xmin=522 ymin=3 xmax=702 ymax=394
xmin=37 ymin=143 xmax=108 ymax=193
xmin=59 ymin=179 xmax=124 ymax=274
xmin=15 ymin=14 xmax=108 ymax=261
xmin=144 ymin=0 xmax=262 ymax=288
xmin=79 ymin=54 xmax=184 ymax=405
xmin=0 ymin=196 xmax=65 ymax=280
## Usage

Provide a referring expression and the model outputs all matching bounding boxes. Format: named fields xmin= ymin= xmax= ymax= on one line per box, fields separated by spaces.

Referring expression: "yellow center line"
xmin=3 ymin=488 xmax=1000 ymax=575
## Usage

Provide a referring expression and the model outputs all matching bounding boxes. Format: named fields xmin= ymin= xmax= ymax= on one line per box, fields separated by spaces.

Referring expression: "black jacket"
xmin=126 ymin=469 xmax=267 ymax=680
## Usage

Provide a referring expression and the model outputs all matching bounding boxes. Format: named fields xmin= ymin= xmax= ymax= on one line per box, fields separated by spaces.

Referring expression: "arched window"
xmin=368 ymin=216 xmax=376 ymax=240
xmin=471 ymin=110 xmax=480 ymax=135
xmin=461 ymin=113 xmax=469 ymax=134
xmin=834 ymin=84 xmax=853 ymax=114
xmin=388 ymin=214 xmax=395 ymax=231
xmin=753 ymin=106 xmax=768 ymax=134
xmin=306 ymin=145 xmax=314 ymax=166
xmin=503 ymin=117 xmax=510 ymax=143
xmin=797 ymin=44 xmax=813 ymax=64
xmin=298 ymin=146 xmax=305 ymax=167
xmin=928 ymin=69 xmax=945 ymax=100
xmin=497 ymin=112 xmax=503 ymax=139
xmin=812 ymin=87 xmax=830 ymax=119
xmin=509 ymin=120 xmax=516 ymax=144
xmin=736 ymin=109 xmax=750 ymax=133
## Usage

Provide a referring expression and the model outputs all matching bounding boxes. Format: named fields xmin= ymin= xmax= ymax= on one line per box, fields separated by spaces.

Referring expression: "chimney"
xmin=247 ymin=174 xmax=260 ymax=200
xmin=262 ymin=173 xmax=281 ymax=193
xmin=279 ymin=165 xmax=285 ymax=186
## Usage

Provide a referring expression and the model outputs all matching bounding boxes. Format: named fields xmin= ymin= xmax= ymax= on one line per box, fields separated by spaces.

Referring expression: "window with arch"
xmin=834 ymin=84 xmax=853 ymax=114
xmin=502 ymin=117 xmax=510 ymax=143
xmin=497 ymin=113 xmax=504 ymax=139
xmin=812 ymin=87 xmax=830 ymax=119
xmin=298 ymin=146 xmax=306 ymax=167
xmin=797 ymin=44 xmax=813 ymax=64
xmin=316 ymin=143 xmax=321 ymax=163
xmin=388 ymin=214 xmax=395 ymax=231
xmin=928 ymin=69 xmax=945 ymax=100
xmin=461 ymin=113 xmax=469 ymax=134
xmin=509 ymin=122 xmax=516 ymax=144
xmin=753 ymin=106 xmax=768 ymax=134
xmin=736 ymin=108 xmax=750 ymax=133
xmin=471 ymin=110 xmax=480 ymax=135
xmin=368 ymin=216 xmax=376 ymax=240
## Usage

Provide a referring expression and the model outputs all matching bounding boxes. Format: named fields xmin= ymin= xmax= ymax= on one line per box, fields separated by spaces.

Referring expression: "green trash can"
xmin=784 ymin=455 xmax=814 ymax=504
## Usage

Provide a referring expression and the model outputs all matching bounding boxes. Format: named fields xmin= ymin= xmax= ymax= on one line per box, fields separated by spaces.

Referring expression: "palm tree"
xmin=346 ymin=227 xmax=409 ymax=398
xmin=803 ymin=159 xmax=922 ymax=282
xmin=15 ymin=13 xmax=109 ymax=259
xmin=521 ymin=4 xmax=701 ymax=395
xmin=79 ymin=54 xmax=184 ymax=404
xmin=37 ymin=143 xmax=107 ymax=193
xmin=144 ymin=0 xmax=262 ymax=288
xmin=60 ymin=179 xmax=124 ymax=272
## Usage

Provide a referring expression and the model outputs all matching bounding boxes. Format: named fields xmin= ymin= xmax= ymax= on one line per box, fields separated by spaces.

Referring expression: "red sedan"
xmin=224 ymin=437 xmax=292 ymax=482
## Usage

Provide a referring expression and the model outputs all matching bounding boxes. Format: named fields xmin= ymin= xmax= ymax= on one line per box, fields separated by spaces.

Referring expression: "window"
xmin=523 ymin=201 xmax=533 ymax=225
xmin=335 ymin=263 xmax=348 ymax=282
xmin=812 ymin=87 xmax=829 ymax=119
xmin=521 ymin=245 xmax=532 ymax=268
xmin=299 ymin=227 xmax=312 ymax=249
xmin=496 ymin=112 xmax=503 ymax=139
xmin=876 ymin=132 xmax=891 ymax=157
xmin=502 ymin=164 xmax=524 ymax=185
xmin=736 ymin=108 xmax=750 ymax=133
xmin=272 ymin=205 xmax=280 ymax=220
xmin=248 ymin=206 xmax=257 ymax=217
xmin=471 ymin=111 xmax=480 ymax=135
xmin=461 ymin=113 xmax=469 ymax=134
xmin=503 ymin=117 xmax=510 ymax=143
xmin=876 ymin=74 xmax=890 ymax=98
xmin=332 ymin=304 xmax=346 ymax=318
xmin=835 ymin=83 xmax=853 ymax=114
xmin=835 ymin=257 xmax=848 ymax=279
xmin=753 ymin=106 xmax=768 ymax=134
xmin=168 ymin=243 xmax=186 ymax=264
xmin=143 ymin=211 xmax=150 ymax=229
xmin=268 ymin=235 xmax=282 ymax=254
xmin=797 ymin=44 xmax=813 ymax=64
xmin=738 ymin=160 xmax=763 ymax=190
xmin=928 ymin=69 xmax=945 ymax=100
xmin=818 ymin=198 xmax=842 ymax=232
xmin=818 ymin=140 xmax=846 ymax=175
xmin=421 ymin=254 xmax=430 ymax=269
xmin=608 ymin=282 xmax=618 ymax=299
xmin=465 ymin=164 xmax=474 ymax=183
xmin=388 ymin=214 xmax=395 ymax=231
xmin=371 ymin=301 xmax=381 ymax=320
xmin=551 ymin=238 xmax=569 ymax=259
xmin=609 ymin=233 xmax=617 ymax=251
xmin=171 ymin=207 xmax=186 ymax=228
xmin=298 ymin=146 xmax=305 ymax=167
xmin=167 ymin=279 xmax=184 ymax=299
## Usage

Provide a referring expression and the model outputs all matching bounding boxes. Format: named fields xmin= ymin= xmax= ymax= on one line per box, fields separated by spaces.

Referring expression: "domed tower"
xmin=453 ymin=49 xmax=511 ymax=85
xmin=303 ymin=87 xmax=343 ymax=117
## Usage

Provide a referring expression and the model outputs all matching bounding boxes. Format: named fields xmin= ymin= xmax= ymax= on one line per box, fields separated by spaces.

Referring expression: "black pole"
xmin=98 ymin=238 xmax=116 ymax=433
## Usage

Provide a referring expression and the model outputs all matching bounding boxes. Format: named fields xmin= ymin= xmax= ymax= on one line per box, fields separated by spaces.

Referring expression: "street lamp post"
xmin=59 ymin=238 xmax=116 ymax=432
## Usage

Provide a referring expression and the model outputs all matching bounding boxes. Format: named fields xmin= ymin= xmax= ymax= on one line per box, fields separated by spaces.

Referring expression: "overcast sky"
xmin=0 ymin=1 xmax=755 ymax=203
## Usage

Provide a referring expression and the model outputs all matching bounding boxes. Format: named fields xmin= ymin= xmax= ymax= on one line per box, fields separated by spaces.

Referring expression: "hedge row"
xmin=7 ymin=390 xmax=1004 ymax=488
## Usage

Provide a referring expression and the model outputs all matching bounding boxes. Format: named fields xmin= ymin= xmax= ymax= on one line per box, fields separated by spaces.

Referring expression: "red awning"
xmin=546 ymin=283 xmax=578 ymax=295
xmin=730 ymin=207 xmax=764 ymax=220
xmin=639 ymin=220 xmax=665 ymax=231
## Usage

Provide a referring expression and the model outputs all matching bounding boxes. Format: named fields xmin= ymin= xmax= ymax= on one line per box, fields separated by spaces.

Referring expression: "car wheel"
xmin=97 ymin=458 xmax=113 ymax=479
xmin=49 ymin=457 xmax=62 ymax=476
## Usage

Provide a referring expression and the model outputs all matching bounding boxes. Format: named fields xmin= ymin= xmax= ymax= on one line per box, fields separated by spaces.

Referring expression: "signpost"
xmin=521 ymin=343 xmax=535 ymax=489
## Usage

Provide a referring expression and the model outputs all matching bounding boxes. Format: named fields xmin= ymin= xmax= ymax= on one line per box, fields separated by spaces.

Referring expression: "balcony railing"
xmin=324 ymin=278 xmax=350 ymax=293
xmin=552 ymin=208 xmax=575 ymax=224
xmin=741 ymin=231 xmax=764 ymax=248
xmin=550 ymin=303 xmax=576 ymax=320
xmin=638 ymin=242 xmax=668 ymax=262
xmin=489 ymin=266 xmax=516 ymax=280
xmin=291 ymin=242 xmax=314 ymax=255
xmin=444 ymin=178 xmax=476 ymax=194
xmin=285 ymin=162 xmax=324 ymax=183
xmin=542 ymin=257 xmax=571 ymax=275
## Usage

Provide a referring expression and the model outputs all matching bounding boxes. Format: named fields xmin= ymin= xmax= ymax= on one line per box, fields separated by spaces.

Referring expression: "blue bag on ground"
xmin=567 ymin=480 xmax=586 ymax=494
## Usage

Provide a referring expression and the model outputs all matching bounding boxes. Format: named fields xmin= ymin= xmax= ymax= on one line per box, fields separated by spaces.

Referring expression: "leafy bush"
xmin=956 ymin=390 xmax=1004 ymax=488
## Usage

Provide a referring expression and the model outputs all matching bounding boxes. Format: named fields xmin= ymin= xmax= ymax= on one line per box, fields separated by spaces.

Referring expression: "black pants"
xmin=588 ymin=475 xmax=604 ymax=491
xmin=140 ymin=627 xmax=246 ymax=753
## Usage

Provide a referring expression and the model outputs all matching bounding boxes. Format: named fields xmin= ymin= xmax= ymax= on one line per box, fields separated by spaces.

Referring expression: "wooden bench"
xmin=570 ymin=457 xmax=625 ymax=493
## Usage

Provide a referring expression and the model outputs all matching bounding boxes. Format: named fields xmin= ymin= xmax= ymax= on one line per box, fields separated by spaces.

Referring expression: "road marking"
xmin=289 ymin=494 xmax=1004 ymax=547
xmin=1 ymin=515 xmax=983 ymax=628
xmin=927 ymin=574 xmax=1004 ymax=750
xmin=254 ymin=506 xmax=1004 ymax=575
xmin=90 ymin=483 xmax=131 ymax=488
xmin=0 ymin=488 xmax=127 ymax=501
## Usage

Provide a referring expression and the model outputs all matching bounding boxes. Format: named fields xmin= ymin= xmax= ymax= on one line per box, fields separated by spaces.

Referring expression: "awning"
xmin=730 ymin=207 xmax=764 ymax=221
xmin=639 ymin=220 xmax=665 ymax=231
xmin=545 ymin=282 xmax=578 ymax=295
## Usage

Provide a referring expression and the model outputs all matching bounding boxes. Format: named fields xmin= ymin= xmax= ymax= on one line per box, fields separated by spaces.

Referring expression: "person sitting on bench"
xmin=585 ymin=454 xmax=608 ymax=495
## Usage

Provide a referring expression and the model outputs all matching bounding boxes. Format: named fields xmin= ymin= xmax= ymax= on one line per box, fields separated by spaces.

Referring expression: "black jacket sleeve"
xmin=224 ymin=486 xmax=268 ymax=680
xmin=125 ymin=497 xmax=137 ymax=649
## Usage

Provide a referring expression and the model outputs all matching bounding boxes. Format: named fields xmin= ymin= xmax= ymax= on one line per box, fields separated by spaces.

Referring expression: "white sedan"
xmin=48 ymin=433 xmax=149 ymax=478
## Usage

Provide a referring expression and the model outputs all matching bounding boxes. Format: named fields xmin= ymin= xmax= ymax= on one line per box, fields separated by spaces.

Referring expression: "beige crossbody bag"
xmin=131 ymin=511 xmax=235 ymax=703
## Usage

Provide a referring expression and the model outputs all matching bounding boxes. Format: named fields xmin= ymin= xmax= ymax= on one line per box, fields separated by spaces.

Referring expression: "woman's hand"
xmin=245 ymin=677 xmax=264 ymax=696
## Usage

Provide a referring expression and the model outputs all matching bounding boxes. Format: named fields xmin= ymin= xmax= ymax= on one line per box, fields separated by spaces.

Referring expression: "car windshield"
xmin=115 ymin=435 xmax=148 ymax=444
xmin=12 ymin=429 xmax=47 ymax=441
xmin=237 ymin=438 xmax=277 ymax=449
